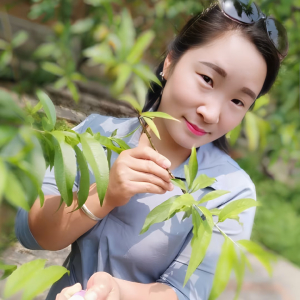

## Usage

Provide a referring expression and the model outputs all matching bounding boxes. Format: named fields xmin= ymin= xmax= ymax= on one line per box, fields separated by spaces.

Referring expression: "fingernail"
xmin=84 ymin=291 xmax=97 ymax=300
xmin=163 ymin=160 xmax=171 ymax=168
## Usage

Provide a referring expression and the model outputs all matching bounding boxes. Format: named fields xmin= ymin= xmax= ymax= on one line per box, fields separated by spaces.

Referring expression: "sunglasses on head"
xmin=218 ymin=0 xmax=288 ymax=59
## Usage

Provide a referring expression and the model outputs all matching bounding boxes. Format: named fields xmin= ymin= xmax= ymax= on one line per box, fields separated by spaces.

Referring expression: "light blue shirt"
xmin=15 ymin=114 xmax=256 ymax=300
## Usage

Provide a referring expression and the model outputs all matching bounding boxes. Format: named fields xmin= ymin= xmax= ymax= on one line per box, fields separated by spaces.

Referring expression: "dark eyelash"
xmin=232 ymin=99 xmax=244 ymax=107
xmin=200 ymin=74 xmax=213 ymax=86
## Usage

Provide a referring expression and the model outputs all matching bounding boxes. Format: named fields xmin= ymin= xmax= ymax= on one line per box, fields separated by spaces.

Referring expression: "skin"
xmin=32 ymin=31 xmax=267 ymax=300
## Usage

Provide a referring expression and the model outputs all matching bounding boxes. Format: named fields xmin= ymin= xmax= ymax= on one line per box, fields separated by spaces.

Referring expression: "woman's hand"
xmin=104 ymin=143 xmax=174 ymax=208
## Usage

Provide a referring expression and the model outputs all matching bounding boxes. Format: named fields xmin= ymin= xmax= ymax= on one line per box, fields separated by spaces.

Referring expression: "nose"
xmin=196 ymin=101 xmax=220 ymax=124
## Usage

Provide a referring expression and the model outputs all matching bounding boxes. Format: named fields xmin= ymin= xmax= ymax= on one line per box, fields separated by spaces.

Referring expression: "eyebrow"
xmin=199 ymin=61 xmax=257 ymax=100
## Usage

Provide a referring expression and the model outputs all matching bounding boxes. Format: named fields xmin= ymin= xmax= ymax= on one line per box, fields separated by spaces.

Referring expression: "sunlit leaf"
xmin=188 ymin=147 xmax=198 ymax=189
xmin=184 ymin=205 xmax=214 ymax=285
xmin=218 ymin=198 xmax=259 ymax=223
xmin=141 ymin=111 xmax=179 ymax=122
xmin=118 ymin=94 xmax=142 ymax=112
xmin=119 ymin=8 xmax=135 ymax=53
xmin=208 ymin=237 xmax=234 ymax=300
xmin=132 ymin=64 xmax=161 ymax=87
xmin=4 ymin=259 xmax=46 ymax=298
xmin=198 ymin=190 xmax=230 ymax=204
xmin=245 ymin=112 xmax=259 ymax=151
xmin=233 ymin=249 xmax=246 ymax=300
xmin=184 ymin=165 xmax=190 ymax=189
xmin=42 ymin=62 xmax=64 ymax=76
xmin=33 ymin=43 xmax=56 ymax=59
xmin=111 ymin=138 xmax=131 ymax=150
xmin=169 ymin=194 xmax=197 ymax=217
xmin=237 ymin=240 xmax=277 ymax=276
xmin=94 ymin=133 xmax=123 ymax=154
xmin=190 ymin=174 xmax=216 ymax=193
xmin=143 ymin=117 xmax=160 ymax=139
xmin=74 ymin=145 xmax=90 ymax=208
xmin=171 ymin=178 xmax=186 ymax=192
xmin=12 ymin=31 xmax=28 ymax=48
xmin=80 ymin=132 xmax=109 ymax=206
xmin=209 ymin=208 xmax=221 ymax=216
xmin=51 ymin=131 xmax=76 ymax=206
xmin=111 ymin=63 xmax=132 ymax=96
xmin=127 ymin=30 xmax=155 ymax=64
xmin=71 ymin=18 xmax=94 ymax=34
xmin=67 ymin=81 xmax=80 ymax=103
xmin=36 ymin=90 xmax=56 ymax=131
xmin=226 ymin=123 xmax=242 ymax=146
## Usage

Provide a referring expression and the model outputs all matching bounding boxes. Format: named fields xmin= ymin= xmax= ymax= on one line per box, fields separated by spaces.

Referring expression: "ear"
xmin=162 ymin=53 xmax=172 ymax=80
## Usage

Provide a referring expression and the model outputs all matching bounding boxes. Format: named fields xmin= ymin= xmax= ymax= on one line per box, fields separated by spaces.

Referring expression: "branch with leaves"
xmin=0 ymin=90 xmax=276 ymax=300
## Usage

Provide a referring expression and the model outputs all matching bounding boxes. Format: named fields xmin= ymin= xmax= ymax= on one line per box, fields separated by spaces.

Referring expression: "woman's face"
xmin=158 ymin=31 xmax=267 ymax=150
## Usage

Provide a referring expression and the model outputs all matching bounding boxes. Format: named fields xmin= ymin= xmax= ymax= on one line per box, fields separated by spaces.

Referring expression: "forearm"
xmin=28 ymin=183 xmax=114 ymax=250
xmin=114 ymin=278 xmax=179 ymax=300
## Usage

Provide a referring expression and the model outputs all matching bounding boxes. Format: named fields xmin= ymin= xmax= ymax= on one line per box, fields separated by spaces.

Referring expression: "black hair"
xmin=143 ymin=2 xmax=282 ymax=154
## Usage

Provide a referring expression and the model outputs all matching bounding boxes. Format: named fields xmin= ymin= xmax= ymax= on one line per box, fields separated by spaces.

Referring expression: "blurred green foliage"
xmin=0 ymin=0 xmax=299 ymax=267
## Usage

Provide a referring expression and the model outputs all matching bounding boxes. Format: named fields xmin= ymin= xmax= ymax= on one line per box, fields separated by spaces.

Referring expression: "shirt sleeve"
xmin=15 ymin=114 xmax=98 ymax=250
xmin=157 ymin=180 xmax=257 ymax=300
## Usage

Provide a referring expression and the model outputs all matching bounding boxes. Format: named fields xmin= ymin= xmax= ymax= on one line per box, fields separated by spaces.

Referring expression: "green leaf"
xmin=80 ymin=132 xmax=109 ymax=206
xmin=33 ymin=43 xmax=56 ymax=59
xmin=198 ymin=190 xmax=230 ymax=204
xmin=12 ymin=31 xmax=28 ymax=48
xmin=132 ymin=64 xmax=161 ymax=87
xmin=188 ymin=147 xmax=198 ymax=189
xmin=208 ymin=237 xmax=235 ymax=300
xmin=30 ymin=101 xmax=43 ymax=115
xmin=127 ymin=30 xmax=155 ymax=64
xmin=42 ymin=62 xmax=64 ymax=76
xmin=107 ymin=148 xmax=112 ymax=170
xmin=233 ymin=249 xmax=246 ymax=300
xmin=51 ymin=131 xmax=77 ymax=206
xmin=237 ymin=240 xmax=276 ymax=276
xmin=143 ymin=117 xmax=160 ymax=139
xmin=190 ymin=174 xmax=216 ymax=193
xmin=169 ymin=194 xmax=197 ymax=217
xmin=74 ymin=145 xmax=90 ymax=208
xmin=209 ymin=208 xmax=221 ymax=216
xmin=118 ymin=94 xmax=142 ymax=112
xmin=119 ymin=8 xmax=135 ymax=53
xmin=0 ymin=159 xmax=7 ymax=203
xmin=140 ymin=196 xmax=180 ymax=234
xmin=218 ymin=198 xmax=259 ymax=223
xmin=71 ymin=18 xmax=94 ymax=34
xmin=111 ymin=129 xmax=118 ymax=137
xmin=184 ymin=165 xmax=190 ymax=189
xmin=226 ymin=123 xmax=242 ymax=147
xmin=67 ymin=81 xmax=80 ymax=103
xmin=245 ymin=112 xmax=259 ymax=151
xmin=94 ymin=133 xmax=123 ymax=154
xmin=4 ymin=259 xmax=46 ymax=298
xmin=4 ymin=171 xmax=30 ymax=211
xmin=111 ymin=138 xmax=131 ymax=150
xmin=171 ymin=178 xmax=186 ymax=192
xmin=0 ymin=263 xmax=17 ymax=280
xmin=184 ymin=205 xmax=214 ymax=285
xmin=117 ymin=125 xmax=141 ymax=139
xmin=22 ymin=266 xmax=68 ymax=300
xmin=141 ymin=111 xmax=180 ymax=122
xmin=111 ymin=63 xmax=132 ymax=96
xmin=36 ymin=90 xmax=56 ymax=131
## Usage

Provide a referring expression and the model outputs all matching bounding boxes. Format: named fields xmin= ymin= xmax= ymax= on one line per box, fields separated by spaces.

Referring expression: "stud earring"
xmin=159 ymin=71 xmax=165 ymax=80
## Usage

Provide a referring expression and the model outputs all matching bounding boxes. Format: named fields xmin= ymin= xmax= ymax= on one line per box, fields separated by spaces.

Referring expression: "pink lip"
xmin=185 ymin=119 xmax=208 ymax=136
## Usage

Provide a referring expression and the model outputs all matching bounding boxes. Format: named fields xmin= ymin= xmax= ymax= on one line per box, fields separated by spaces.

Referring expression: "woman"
xmin=15 ymin=1 xmax=288 ymax=300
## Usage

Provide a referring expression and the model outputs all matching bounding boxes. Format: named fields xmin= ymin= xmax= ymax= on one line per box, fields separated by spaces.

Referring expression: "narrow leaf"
xmin=198 ymin=190 xmax=230 ymax=204
xmin=190 ymin=174 xmax=216 ymax=193
xmin=233 ymin=249 xmax=246 ymax=300
xmin=209 ymin=208 xmax=221 ymax=216
xmin=80 ymin=132 xmax=109 ymax=206
xmin=184 ymin=205 xmax=214 ymax=285
xmin=12 ymin=31 xmax=28 ymax=48
xmin=132 ymin=64 xmax=161 ymax=87
xmin=140 ymin=196 xmax=179 ymax=234
xmin=208 ymin=237 xmax=234 ymax=300
xmin=141 ymin=111 xmax=180 ymax=122
xmin=111 ymin=138 xmax=131 ymax=150
xmin=184 ymin=165 xmax=190 ymax=189
xmin=94 ymin=133 xmax=123 ymax=154
xmin=31 ymin=101 xmax=43 ymax=115
xmin=169 ymin=194 xmax=197 ymax=217
xmin=143 ymin=117 xmax=160 ymax=139
xmin=42 ymin=62 xmax=64 ymax=76
xmin=218 ymin=198 xmax=259 ymax=223
xmin=107 ymin=148 xmax=112 ymax=170
xmin=0 ymin=263 xmax=17 ymax=280
xmin=245 ymin=112 xmax=259 ymax=151
xmin=74 ymin=145 xmax=90 ymax=208
xmin=171 ymin=178 xmax=186 ymax=192
xmin=36 ymin=90 xmax=56 ymax=131
xmin=51 ymin=131 xmax=76 ymax=206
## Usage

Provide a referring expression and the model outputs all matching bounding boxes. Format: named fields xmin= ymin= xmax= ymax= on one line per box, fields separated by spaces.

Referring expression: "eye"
xmin=231 ymin=99 xmax=244 ymax=107
xmin=199 ymin=74 xmax=213 ymax=87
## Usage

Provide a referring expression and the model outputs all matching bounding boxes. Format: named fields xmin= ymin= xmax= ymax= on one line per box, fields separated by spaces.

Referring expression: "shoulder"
xmin=72 ymin=114 xmax=139 ymax=137
xmin=198 ymin=142 xmax=256 ymax=198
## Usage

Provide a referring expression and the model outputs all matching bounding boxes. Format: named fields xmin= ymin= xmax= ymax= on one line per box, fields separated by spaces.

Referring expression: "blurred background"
xmin=0 ymin=0 xmax=299 ymax=299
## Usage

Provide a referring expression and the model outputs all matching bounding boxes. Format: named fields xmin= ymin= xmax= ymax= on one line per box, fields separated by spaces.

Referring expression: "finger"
xmin=60 ymin=283 xmax=82 ymax=299
xmin=128 ymin=156 xmax=171 ymax=183
xmin=131 ymin=146 xmax=171 ymax=169
xmin=56 ymin=293 xmax=68 ymax=300
xmin=129 ymin=181 xmax=169 ymax=195
xmin=129 ymin=169 xmax=173 ymax=191
xmin=85 ymin=273 xmax=113 ymax=300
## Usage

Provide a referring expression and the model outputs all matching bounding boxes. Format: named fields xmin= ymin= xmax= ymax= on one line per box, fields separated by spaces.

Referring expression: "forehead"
xmin=179 ymin=32 xmax=267 ymax=91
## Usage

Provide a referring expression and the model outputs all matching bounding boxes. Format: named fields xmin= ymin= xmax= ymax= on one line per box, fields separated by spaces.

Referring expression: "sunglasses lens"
xmin=266 ymin=18 xmax=289 ymax=57
xmin=221 ymin=0 xmax=261 ymax=23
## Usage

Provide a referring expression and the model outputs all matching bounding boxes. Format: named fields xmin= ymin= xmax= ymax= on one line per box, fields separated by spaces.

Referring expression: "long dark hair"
xmin=143 ymin=3 xmax=281 ymax=153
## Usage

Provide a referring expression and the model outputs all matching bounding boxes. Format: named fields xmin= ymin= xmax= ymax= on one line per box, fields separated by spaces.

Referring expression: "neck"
xmin=140 ymin=117 xmax=191 ymax=171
